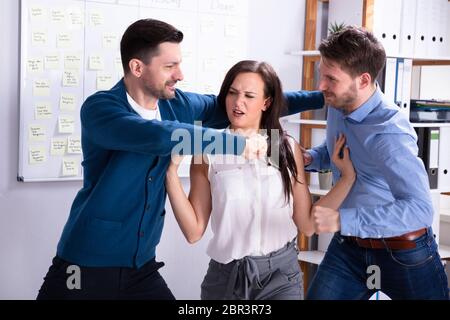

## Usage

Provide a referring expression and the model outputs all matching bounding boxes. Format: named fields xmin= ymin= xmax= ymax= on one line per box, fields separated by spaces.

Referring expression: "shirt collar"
xmin=126 ymin=92 xmax=160 ymax=120
xmin=343 ymin=85 xmax=383 ymax=122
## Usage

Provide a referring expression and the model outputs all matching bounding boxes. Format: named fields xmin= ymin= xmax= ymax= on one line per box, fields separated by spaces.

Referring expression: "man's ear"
xmin=359 ymin=72 xmax=372 ymax=89
xmin=129 ymin=59 xmax=143 ymax=78
xmin=262 ymin=97 xmax=272 ymax=111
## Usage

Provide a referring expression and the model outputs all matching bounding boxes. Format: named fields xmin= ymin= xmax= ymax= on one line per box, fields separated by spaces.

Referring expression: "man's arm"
xmin=304 ymin=140 xmax=331 ymax=172
xmin=283 ymin=90 xmax=324 ymax=116
xmin=81 ymin=95 xmax=246 ymax=156
xmin=183 ymin=90 xmax=324 ymax=129
xmin=339 ymin=133 xmax=434 ymax=238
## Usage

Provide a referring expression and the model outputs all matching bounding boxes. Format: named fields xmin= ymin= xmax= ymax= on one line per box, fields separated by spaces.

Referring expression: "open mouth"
xmin=232 ymin=109 xmax=245 ymax=117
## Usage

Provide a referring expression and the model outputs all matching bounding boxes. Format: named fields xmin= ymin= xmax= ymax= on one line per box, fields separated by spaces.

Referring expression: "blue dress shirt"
xmin=307 ymin=87 xmax=433 ymax=238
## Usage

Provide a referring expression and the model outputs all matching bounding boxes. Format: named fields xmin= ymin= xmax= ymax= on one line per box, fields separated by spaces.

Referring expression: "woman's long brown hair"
xmin=218 ymin=60 xmax=301 ymax=203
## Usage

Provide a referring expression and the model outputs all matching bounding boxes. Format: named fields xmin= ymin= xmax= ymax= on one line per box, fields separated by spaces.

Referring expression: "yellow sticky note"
xmin=102 ymin=33 xmax=118 ymax=49
xmin=50 ymin=138 xmax=67 ymax=156
xmin=27 ymin=58 xmax=44 ymax=73
xmin=60 ymin=93 xmax=77 ymax=111
xmin=29 ymin=146 xmax=47 ymax=165
xmin=90 ymin=12 xmax=104 ymax=26
xmin=58 ymin=115 xmax=75 ymax=134
xmin=225 ymin=48 xmax=238 ymax=59
xmin=51 ymin=9 xmax=65 ymax=23
xmin=45 ymin=54 xmax=60 ymax=69
xmin=115 ymin=56 xmax=123 ymax=77
xmin=30 ymin=6 xmax=47 ymax=22
xmin=32 ymin=31 xmax=47 ymax=46
xmin=89 ymin=55 xmax=104 ymax=70
xmin=62 ymin=158 xmax=79 ymax=176
xmin=35 ymin=102 xmax=52 ymax=120
xmin=29 ymin=125 xmax=47 ymax=142
xmin=33 ymin=79 xmax=50 ymax=96
xmin=64 ymin=54 xmax=81 ymax=70
xmin=67 ymin=136 xmax=82 ymax=154
xmin=224 ymin=21 xmax=239 ymax=37
xmin=67 ymin=8 xmax=84 ymax=29
xmin=57 ymin=33 xmax=72 ymax=48
xmin=97 ymin=74 xmax=113 ymax=90
xmin=200 ymin=18 xmax=215 ymax=34
xmin=62 ymin=71 xmax=79 ymax=87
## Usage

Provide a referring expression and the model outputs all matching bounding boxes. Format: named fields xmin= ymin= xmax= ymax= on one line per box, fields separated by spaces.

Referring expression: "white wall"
xmin=0 ymin=0 xmax=306 ymax=299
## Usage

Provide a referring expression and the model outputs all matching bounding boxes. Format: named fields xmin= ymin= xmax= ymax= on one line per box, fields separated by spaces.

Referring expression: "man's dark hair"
xmin=120 ymin=19 xmax=183 ymax=74
xmin=319 ymin=25 xmax=386 ymax=82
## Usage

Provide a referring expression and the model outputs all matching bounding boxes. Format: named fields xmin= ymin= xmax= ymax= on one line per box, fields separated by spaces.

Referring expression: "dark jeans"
xmin=307 ymin=228 xmax=449 ymax=300
xmin=37 ymin=256 xmax=175 ymax=300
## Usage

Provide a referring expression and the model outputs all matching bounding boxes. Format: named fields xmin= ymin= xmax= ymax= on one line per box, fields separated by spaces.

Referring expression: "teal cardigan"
xmin=56 ymin=79 xmax=324 ymax=267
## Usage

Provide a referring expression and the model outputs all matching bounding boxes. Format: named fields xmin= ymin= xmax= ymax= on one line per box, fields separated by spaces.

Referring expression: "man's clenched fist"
xmin=313 ymin=206 xmax=341 ymax=233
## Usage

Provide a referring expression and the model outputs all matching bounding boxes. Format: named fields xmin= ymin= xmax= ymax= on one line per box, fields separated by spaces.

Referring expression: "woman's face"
xmin=225 ymin=72 xmax=269 ymax=131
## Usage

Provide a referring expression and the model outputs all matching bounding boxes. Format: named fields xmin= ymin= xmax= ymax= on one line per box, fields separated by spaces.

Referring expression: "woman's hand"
xmin=331 ymin=134 xmax=355 ymax=181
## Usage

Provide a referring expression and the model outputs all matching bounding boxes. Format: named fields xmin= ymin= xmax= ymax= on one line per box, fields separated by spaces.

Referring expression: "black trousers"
xmin=37 ymin=256 xmax=175 ymax=300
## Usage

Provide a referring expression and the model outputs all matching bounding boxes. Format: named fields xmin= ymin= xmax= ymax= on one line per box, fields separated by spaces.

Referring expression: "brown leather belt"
xmin=345 ymin=228 xmax=427 ymax=250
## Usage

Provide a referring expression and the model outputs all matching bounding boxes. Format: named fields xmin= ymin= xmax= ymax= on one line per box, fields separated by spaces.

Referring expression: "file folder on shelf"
xmin=400 ymin=59 xmax=413 ymax=115
xmin=379 ymin=58 xmax=412 ymax=114
xmin=414 ymin=0 xmax=431 ymax=57
xmin=373 ymin=0 xmax=402 ymax=57
xmin=380 ymin=57 xmax=397 ymax=103
xmin=438 ymin=127 xmax=450 ymax=190
xmin=415 ymin=127 xmax=440 ymax=189
xmin=399 ymin=0 xmax=417 ymax=57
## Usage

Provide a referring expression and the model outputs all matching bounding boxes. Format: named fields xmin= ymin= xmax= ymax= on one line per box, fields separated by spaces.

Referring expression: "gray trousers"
xmin=200 ymin=239 xmax=303 ymax=300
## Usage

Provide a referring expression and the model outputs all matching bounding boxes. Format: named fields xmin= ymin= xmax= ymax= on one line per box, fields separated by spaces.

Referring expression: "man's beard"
xmin=145 ymin=81 xmax=177 ymax=100
xmin=324 ymin=82 xmax=358 ymax=113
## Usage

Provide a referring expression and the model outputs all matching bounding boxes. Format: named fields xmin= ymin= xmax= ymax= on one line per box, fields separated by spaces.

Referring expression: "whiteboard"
xmin=18 ymin=0 xmax=249 ymax=182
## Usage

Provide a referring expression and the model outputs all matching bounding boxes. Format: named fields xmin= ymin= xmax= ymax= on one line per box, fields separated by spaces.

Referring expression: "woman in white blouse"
xmin=165 ymin=60 xmax=355 ymax=300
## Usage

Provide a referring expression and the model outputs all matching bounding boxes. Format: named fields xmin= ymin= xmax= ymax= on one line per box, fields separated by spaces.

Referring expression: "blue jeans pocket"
xmin=388 ymin=235 xmax=435 ymax=268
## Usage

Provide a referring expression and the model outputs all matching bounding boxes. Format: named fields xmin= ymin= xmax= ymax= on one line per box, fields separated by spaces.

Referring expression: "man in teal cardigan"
xmin=37 ymin=19 xmax=324 ymax=300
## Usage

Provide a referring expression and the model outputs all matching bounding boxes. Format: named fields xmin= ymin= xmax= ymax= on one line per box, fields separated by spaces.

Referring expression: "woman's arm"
xmin=165 ymin=155 xmax=212 ymax=244
xmin=292 ymin=141 xmax=314 ymax=236
xmin=314 ymin=134 xmax=355 ymax=210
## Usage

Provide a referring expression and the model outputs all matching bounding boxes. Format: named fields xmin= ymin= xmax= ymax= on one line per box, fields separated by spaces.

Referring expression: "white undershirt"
xmin=205 ymin=133 xmax=298 ymax=264
xmin=126 ymin=92 xmax=161 ymax=121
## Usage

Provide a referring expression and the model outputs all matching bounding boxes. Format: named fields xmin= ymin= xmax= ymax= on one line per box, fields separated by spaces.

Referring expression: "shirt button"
xmin=139 ymin=232 xmax=145 ymax=237
xmin=148 ymin=177 xmax=153 ymax=182
xmin=146 ymin=205 xmax=151 ymax=211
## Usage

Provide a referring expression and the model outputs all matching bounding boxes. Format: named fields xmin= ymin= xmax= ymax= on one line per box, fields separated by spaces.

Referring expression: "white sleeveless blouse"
xmin=206 ymin=136 xmax=298 ymax=264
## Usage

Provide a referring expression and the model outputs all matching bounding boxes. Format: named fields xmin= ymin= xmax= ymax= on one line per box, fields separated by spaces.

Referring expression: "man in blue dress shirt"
xmin=36 ymin=19 xmax=324 ymax=300
xmin=304 ymin=26 xmax=449 ymax=300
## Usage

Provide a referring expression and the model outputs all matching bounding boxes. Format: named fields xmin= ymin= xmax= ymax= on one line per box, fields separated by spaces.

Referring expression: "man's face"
xmin=140 ymin=42 xmax=184 ymax=100
xmin=318 ymin=58 xmax=358 ymax=112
